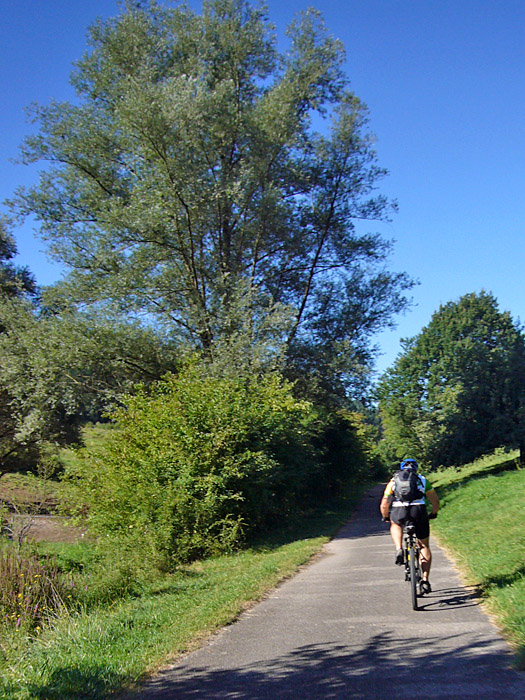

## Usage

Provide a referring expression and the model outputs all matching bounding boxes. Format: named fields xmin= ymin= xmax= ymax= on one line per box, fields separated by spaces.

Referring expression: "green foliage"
xmin=378 ymin=291 xmax=525 ymax=467
xmin=345 ymin=410 xmax=387 ymax=480
xmin=66 ymin=363 xmax=322 ymax=566
xmin=0 ymin=297 xmax=178 ymax=472
xmin=0 ymin=217 xmax=36 ymax=302
xmin=7 ymin=0 xmax=412 ymax=397
xmin=0 ymin=219 xmax=40 ymax=471
xmin=316 ymin=409 xmax=386 ymax=498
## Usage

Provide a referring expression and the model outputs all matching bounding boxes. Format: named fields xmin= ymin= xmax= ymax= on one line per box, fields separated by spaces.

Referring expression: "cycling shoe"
xmin=419 ymin=580 xmax=431 ymax=594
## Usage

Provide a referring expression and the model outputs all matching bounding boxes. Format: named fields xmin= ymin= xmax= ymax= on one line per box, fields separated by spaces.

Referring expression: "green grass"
xmin=431 ymin=449 xmax=525 ymax=667
xmin=59 ymin=422 xmax=114 ymax=468
xmin=0 ymin=495 xmax=361 ymax=700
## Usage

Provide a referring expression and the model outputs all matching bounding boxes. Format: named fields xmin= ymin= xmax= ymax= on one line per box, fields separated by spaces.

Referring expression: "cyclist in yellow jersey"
xmin=380 ymin=458 xmax=440 ymax=593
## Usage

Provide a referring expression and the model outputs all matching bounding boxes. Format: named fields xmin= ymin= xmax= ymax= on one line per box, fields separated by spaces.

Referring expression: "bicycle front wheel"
xmin=409 ymin=547 xmax=418 ymax=611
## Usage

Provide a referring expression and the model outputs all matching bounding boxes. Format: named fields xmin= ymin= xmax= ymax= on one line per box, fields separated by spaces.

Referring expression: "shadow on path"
xmin=418 ymin=586 xmax=480 ymax=612
xmin=139 ymin=631 xmax=522 ymax=700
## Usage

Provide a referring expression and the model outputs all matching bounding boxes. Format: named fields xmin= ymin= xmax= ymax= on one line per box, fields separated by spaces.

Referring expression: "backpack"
xmin=392 ymin=470 xmax=423 ymax=502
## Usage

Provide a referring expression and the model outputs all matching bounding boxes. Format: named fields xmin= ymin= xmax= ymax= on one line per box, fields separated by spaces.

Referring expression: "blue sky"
xmin=1 ymin=0 xmax=524 ymax=375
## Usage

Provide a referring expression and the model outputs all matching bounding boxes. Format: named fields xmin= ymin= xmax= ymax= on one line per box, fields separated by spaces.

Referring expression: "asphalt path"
xmin=129 ymin=484 xmax=524 ymax=699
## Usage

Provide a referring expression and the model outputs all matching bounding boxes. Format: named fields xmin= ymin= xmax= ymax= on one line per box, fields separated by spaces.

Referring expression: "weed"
xmin=0 ymin=544 xmax=75 ymax=632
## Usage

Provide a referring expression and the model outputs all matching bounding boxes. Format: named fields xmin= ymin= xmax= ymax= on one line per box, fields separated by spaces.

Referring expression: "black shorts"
xmin=390 ymin=505 xmax=430 ymax=540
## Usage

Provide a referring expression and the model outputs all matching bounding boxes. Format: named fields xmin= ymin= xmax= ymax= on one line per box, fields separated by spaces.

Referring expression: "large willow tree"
xmin=9 ymin=0 xmax=411 ymax=397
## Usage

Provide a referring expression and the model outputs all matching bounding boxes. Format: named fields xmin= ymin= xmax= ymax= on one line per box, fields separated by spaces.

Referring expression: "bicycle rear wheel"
xmin=408 ymin=546 xmax=418 ymax=610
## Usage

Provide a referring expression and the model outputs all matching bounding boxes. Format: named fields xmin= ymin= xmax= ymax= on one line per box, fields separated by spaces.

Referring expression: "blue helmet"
xmin=400 ymin=458 xmax=418 ymax=471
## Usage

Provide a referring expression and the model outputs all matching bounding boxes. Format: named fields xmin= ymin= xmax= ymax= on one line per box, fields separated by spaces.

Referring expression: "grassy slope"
xmin=431 ymin=450 xmax=524 ymax=667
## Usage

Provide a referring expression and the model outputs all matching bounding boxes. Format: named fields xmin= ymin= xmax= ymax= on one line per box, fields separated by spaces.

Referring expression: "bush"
xmin=66 ymin=364 xmax=321 ymax=568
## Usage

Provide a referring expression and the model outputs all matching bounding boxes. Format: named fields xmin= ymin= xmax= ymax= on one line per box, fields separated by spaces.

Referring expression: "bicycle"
xmin=403 ymin=522 xmax=422 ymax=611
xmin=402 ymin=512 xmax=437 ymax=610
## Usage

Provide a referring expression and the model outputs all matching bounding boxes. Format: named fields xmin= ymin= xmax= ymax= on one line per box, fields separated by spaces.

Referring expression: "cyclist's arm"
xmin=425 ymin=488 xmax=439 ymax=515
xmin=380 ymin=495 xmax=392 ymax=519
xmin=380 ymin=480 xmax=394 ymax=519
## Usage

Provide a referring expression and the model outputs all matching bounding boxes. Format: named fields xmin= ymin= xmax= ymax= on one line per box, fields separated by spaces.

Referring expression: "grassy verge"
xmin=431 ymin=449 xmax=524 ymax=667
xmin=0 ymin=494 xmax=362 ymax=700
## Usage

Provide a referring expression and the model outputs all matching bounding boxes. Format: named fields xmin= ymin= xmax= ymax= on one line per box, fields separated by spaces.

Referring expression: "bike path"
xmin=128 ymin=484 xmax=524 ymax=699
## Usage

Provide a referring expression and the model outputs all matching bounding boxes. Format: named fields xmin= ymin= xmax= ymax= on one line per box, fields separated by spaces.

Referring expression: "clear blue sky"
xmin=1 ymin=0 xmax=524 ymax=375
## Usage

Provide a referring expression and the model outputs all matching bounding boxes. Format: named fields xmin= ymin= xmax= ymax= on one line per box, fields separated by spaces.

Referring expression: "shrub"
xmin=66 ymin=364 xmax=320 ymax=568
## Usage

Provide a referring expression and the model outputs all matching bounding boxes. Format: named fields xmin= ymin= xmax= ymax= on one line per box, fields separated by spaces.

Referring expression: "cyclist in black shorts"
xmin=380 ymin=458 xmax=440 ymax=593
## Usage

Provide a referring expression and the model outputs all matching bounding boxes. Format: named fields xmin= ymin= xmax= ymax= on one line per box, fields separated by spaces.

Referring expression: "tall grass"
xmin=0 ymin=543 xmax=76 ymax=632
xmin=431 ymin=449 xmax=524 ymax=667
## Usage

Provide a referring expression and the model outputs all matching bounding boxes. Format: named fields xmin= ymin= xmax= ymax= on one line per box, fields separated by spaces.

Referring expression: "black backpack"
xmin=392 ymin=469 xmax=423 ymax=502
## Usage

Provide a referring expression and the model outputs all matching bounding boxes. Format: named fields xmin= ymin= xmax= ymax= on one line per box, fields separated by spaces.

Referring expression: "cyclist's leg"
xmin=412 ymin=505 xmax=431 ymax=584
xmin=389 ymin=506 xmax=406 ymax=564
xmin=389 ymin=507 xmax=406 ymax=548
xmin=418 ymin=536 xmax=431 ymax=581
xmin=390 ymin=522 xmax=403 ymax=550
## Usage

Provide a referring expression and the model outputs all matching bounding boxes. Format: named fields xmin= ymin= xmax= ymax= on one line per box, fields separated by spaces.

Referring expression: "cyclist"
xmin=379 ymin=458 xmax=440 ymax=593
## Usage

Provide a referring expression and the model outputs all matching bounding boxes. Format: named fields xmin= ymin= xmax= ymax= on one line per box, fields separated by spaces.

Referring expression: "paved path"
xmin=130 ymin=485 xmax=524 ymax=699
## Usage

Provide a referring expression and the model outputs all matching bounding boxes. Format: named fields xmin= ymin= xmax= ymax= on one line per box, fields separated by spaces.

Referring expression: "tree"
xmin=0 ymin=217 xmax=37 ymax=302
xmin=0 ymin=296 xmax=179 ymax=472
xmin=378 ymin=291 xmax=525 ymax=467
xmin=8 ymin=0 xmax=411 ymax=397
xmin=0 ymin=218 xmax=39 ymax=470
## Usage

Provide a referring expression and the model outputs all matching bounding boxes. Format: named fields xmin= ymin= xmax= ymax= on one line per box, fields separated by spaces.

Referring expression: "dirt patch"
xmin=0 ymin=474 xmax=86 ymax=544
xmin=7 ymin=515 xmax=87 ymax=544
